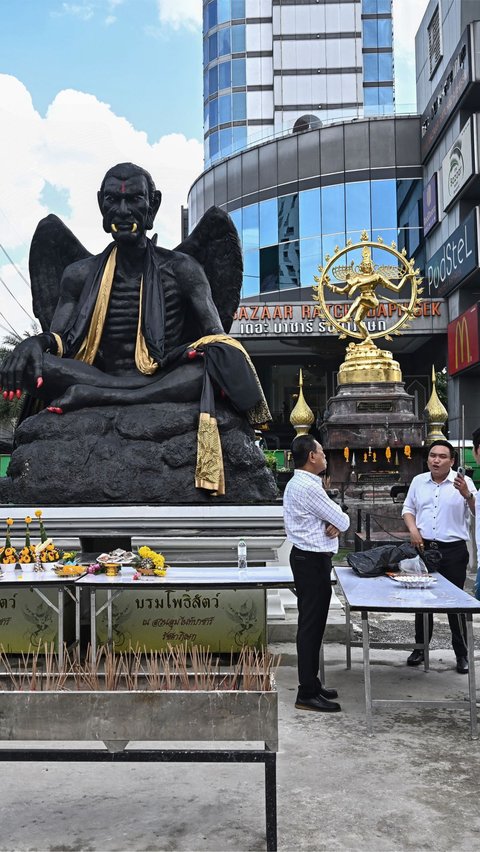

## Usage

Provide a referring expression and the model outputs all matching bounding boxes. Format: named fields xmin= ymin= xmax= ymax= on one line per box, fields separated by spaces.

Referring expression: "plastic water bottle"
xmin=237 ymin=539 xmax=247 ymax=572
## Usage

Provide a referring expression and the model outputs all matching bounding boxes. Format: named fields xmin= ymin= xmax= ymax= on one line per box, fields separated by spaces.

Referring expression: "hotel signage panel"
xmin=425 ymin=208 xmax=479 ymax=297
xmin=447 ymin=304 xmax=480 ymax=375
xmin=421 ymin=28 xmax=471 ymax=161
xmin=441 ymin=118 xmax=475 ymax=211
xmin=230 ymin=300 xmax=446 ymax=338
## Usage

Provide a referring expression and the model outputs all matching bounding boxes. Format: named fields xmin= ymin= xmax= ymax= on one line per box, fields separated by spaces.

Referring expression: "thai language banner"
xmin=95 ymin=588 xmax=267 ymax=652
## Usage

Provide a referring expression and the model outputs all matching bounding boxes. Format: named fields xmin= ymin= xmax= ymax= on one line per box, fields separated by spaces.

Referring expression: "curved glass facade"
xmin=203 ymin=0 xmax=247 ymax=164
xmin=228 ymin=178 xmax=423 ymax=298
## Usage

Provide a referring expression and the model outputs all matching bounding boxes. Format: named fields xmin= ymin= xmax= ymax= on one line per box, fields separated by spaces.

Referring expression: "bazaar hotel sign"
xmin=231 ymin=300 xmax=445 ymax=338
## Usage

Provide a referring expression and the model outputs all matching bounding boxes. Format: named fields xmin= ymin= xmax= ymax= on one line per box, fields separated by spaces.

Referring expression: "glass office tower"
xmin=203 ymin=0 xmax=394 ymax=165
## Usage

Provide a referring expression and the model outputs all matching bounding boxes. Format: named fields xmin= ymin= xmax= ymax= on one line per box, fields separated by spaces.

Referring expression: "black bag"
xmin=347 ymin=542 xmax=419 ymax=577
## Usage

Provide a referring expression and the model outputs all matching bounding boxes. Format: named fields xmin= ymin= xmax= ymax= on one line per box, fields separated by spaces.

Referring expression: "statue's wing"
xmin=377 ymin=264 xmax=403 ymax=280
xmin=332 ymin=263 xmax=354 ymax=282
xmin=29 ymin=214 xmax=92 ymax=331
xmin=175 ymin=206 xmax=243 ymax=333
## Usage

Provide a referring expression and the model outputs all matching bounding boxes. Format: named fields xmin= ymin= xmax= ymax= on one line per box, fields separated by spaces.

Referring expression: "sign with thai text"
xmin=230 ymin=300 xmax=446 ymax=338
xmin=421 ymin=29 xmax=471 ymax=161
xmin=423 ymin=172 xmax=438 ymax=236
xmin=447 ymin=304 xmax=480 ymax=375
xmin=95 ymin=589 xmax=267 ymax=652
xmin=0 ymin=588 xmax=74 ymax=653
xmin=425 ymin=208 xmax=478 ymax=297
xmin=441 ymin=118 xmax=475 ymax=210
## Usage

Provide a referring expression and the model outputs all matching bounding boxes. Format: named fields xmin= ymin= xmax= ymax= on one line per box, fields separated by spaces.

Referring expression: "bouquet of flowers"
xmin=132 ymin=545 xmax=167 ymax=577
xmin=34 ymin=510 xmax=61 ymax=562
xmin=18 ymin=515 xmax=37 ymax=564
xmin=0 ymin=518 xmax=18 ymax=564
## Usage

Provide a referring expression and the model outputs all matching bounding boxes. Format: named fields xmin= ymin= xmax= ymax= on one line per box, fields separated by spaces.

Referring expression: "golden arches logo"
xmin=454 ymin=316 xmax=471 ymax=369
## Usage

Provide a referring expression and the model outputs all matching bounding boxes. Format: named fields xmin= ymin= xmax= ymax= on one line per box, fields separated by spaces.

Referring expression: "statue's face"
xmin=100 ymin=173 xmax=152 ymax=245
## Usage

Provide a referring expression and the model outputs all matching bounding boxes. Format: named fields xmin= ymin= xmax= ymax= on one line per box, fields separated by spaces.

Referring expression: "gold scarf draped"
xmin=191 ymin=334 xmax=271 ymax=496
xmin=75 ymin=246 xmax=158 ymax=374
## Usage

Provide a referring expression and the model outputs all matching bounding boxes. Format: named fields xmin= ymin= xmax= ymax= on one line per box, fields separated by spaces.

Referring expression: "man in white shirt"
xmin=472 ymin=428 xmax=480 ymax=601
xmin=283 ymin=434 xmax=350 ymax=712
xmin=402 ymin=439 xmax=476 ymax=673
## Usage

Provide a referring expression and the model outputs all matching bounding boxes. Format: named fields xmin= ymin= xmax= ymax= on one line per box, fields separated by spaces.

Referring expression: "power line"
xmin=0 ymin=274 xmax=35 ymax=322
xmin=0 ymin=242 xmax=31 ymax=288
xmin=0 ymin=311 xmax=20 ymax=338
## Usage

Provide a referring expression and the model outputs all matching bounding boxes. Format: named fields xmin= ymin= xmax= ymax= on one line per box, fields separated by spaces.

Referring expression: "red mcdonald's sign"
xmin=447 ymin=304 xmax=480 ymax=375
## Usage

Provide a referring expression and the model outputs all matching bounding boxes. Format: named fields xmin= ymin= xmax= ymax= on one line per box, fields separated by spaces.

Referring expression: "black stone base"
xmin=0 ymin=402 xmax=278 ymax=505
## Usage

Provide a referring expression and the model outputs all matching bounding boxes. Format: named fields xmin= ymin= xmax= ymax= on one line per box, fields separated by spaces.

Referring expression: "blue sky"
xmin=0 ymin=0 xmax=428 ymax=339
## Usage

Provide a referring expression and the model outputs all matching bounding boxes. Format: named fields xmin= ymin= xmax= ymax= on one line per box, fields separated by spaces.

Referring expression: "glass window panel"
xmin=209 ymin=32 xmax=218 ymax=61
xmin=232 ymin=124 xmax=247 ymax=152
xmin=209 ymin=66 xmax=218 ymax=96
xmin=217 ymin=0 xmax=230 ymax=24
xmin=243 ymin=249 xmax=259 ymax=297
xmin=278 ymin=194 xmax=299 ymax=243
xmin=209 ymin=131 xmax=219 ymax=157
xmin=219 ymin=127 xmax=233 ymax=157
xmin=203 ymin=38 xmax=208 ymax=66
xmin=209 ymin=98 xmax=218 ymax=128
xmin=218 ymin=93 xmax=232 ymax=123
xmin=346 ymin=181 xmax=371 ymax=239
xmin=377 ymin=0 xmax=392 ymax=10
xmin=204 ymin=102 xmax=209 ymax=133
xmin=229 ymin=207 xmax=242 ymax=236
xmin=321 ymin=184 xmax=345 ymax=258
xmin=242 ymin=203 xmax=259 ymax=250
xmin=203 ymin=4 xmax=209 ymax=32
xmin=378 ymin=52 xmax=393 ymax=81
xmin=208 ymin=0 xmax=217 ymax=28
xmin=278 ymin=240 xmax=300 ymax=290
xmin=260 ymin=245 xmax=279 ymax=293
xmin=231 ymin=24 xmax=245 ymax=53
xmin=232 ymin=91 xmax=246 ymax=120
xmin=300 ymin=237 xmax=323 ymax=288
xmin=218 ymin=27 xmax=231 ymax=56
xmin=232 ymin=0 xmax=245 ymax=19
xmin=363 ymin=54 xmax=379 ymax=83
xmin=363 ymin=20 xmax=378 ymax=48
xmin=378 ymin=85 xmax=393 ymax=105
xmin=232 ymin=58 xmax=246 ymax=86
xmin=259 ymin=198 xmax=278 ymax=247
xmin=377 ymin=19 xmax=392 ymax=47
xmin=371 ymin=179 xmax=397 ymax=244
xmin=299 ymin=188 xmax=321 ymax=239
xmin=218 ymin=60 xmax=231 ymax=89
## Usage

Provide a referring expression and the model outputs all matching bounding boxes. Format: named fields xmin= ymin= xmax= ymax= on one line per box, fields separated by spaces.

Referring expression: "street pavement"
xmin=1 ymin=636 xmax=479 ymax=852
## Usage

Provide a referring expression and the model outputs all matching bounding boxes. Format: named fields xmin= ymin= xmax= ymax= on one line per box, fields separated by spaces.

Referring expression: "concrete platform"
xmin=0 ymin=643 xmax=479 ymax=851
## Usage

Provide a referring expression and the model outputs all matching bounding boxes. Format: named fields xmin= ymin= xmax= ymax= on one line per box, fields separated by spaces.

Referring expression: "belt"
xmin=422 ymin=539 xmax=466 ymax=550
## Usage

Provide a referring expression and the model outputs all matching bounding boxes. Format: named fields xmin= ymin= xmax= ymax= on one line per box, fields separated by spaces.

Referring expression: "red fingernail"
xmin=16 ymin=389 xmax=22 ymax=398
xmin=36 ymin=377 xmax=43 ymax=389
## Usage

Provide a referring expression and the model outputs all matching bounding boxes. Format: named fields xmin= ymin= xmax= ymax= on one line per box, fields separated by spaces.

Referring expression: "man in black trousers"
xmin=283 ymin=434 xmax=350 ymax=712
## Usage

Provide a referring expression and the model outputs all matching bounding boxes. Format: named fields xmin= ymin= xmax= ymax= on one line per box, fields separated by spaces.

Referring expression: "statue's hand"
xmin=0 ymin=334 xmax=51 ymax=397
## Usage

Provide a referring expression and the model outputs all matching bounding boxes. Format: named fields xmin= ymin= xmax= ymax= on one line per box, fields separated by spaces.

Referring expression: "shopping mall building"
xmin=188 ymin=0 xmax=480 ymax=447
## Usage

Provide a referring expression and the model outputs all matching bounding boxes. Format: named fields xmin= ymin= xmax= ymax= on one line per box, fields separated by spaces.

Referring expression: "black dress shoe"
xmin=456 ymin=656 xmax=469 ymax=674
xmin=317 ymin=684 xmax=338 ymax=700
xmin=295 ymin=695 xmax=341 ymax=713
xmin=407 ymin=650 xmax=425 ymax=666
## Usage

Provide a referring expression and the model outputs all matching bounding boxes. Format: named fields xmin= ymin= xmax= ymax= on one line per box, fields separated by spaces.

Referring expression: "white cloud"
xmin=56 ymin=2 xmax=95 ymax=21
xmin=0 ymin=73 xmax=203 ymax=336
xmin=155 ymin=0 xmax=201 ymax=31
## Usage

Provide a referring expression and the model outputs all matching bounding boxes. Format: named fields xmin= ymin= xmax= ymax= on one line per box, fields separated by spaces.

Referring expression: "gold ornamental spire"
xmin=290 ymin=369 xmax=315 ymax=436
xmin=424 ymin=366 xmax=448 ymax=444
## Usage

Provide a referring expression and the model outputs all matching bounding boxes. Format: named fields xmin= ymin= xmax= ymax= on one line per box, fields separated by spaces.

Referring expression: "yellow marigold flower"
xmin=6 ymin=518 xmax=14 ymax=526
xmin=138 ymin=546 xmax=150 ymax=558
xmin=46 ymin=543 xmax=54 ymax=551
xmin=152 ymin=553 xmax=165 ymax=568
xmin=25 ymin=516 xmax=32 ymax=524
xmin=35 ymin=509 xmax=42 ymax=518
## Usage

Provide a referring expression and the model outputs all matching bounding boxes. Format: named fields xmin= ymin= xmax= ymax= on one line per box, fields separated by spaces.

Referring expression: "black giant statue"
xmin=0 ymin=163 xmax=276 ymax=504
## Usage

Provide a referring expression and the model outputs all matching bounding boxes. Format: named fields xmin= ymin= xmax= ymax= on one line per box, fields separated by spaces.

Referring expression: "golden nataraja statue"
xmin=313 ymin=230 xmax=423 ymax=343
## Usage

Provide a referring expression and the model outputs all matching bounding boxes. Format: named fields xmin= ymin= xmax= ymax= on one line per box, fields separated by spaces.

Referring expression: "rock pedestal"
xmin=0 ymin=402 xmax=278 ymax=505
